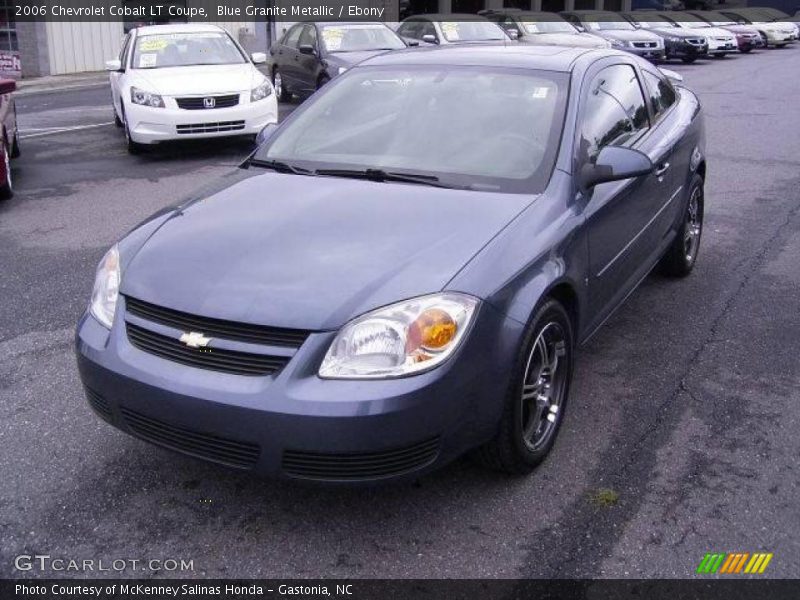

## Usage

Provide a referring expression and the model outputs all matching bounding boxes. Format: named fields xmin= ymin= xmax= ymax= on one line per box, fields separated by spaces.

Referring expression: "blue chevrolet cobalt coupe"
xmin=77 ymin=45 xmax=706 ymax=483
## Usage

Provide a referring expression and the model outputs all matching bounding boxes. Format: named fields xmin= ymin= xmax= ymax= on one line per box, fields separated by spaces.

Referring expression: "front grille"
xmin=176 ymin=94 xmax=239 ymax=110
xmin=176 ymin=120 xmax=245 ymax=134
xmin=632 ymin=41 xmax=658 ymax=48
xmin=283 ymin=437 xmax=441 ymax=481
xmin=127 ymin=323 xmax=289 ymax=376
xmin=85 ymin=387 xmax=112 ymax=422
xmin=121 ymin=407 xmax=260 ymax=469
xmin=687 ymin=38 xmax=706 ymax=45
xmin=126 ymin=296 xmax=309 ymax=348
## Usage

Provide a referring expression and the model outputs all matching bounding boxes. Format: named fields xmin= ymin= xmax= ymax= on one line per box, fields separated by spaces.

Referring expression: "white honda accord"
xmin=106 ymin=23 xmax=278 ymax=153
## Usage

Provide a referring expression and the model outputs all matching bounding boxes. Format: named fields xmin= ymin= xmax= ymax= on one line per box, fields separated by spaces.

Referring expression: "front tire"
xmin=273 ymin=68 xmax=291 ymax=102
xmin=0 ymin=139 xmax=13 ymax=200
xmin=121 ymin=106 xmax=145 ymax=155
xmin=659 ymin=173 xmax=704 ymax=277
xmin=475 ymin=299 xmax=573 ymax=474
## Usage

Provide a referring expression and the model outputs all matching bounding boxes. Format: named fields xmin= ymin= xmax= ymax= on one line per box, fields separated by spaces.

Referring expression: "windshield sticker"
xmin=532 ymin=87 xmax=550 ymax=99
xmin=322 ymin=28 xmax=344 ymax=50
xmin=524 ymin=22 xmax=540 ymax=33
xmin=138 ymin=53 xmax=157 ymax=68
xmin=138 ymin=38 xmax=168 ymax=52
xmin=441 ymin=22 xmax=460 ymax=40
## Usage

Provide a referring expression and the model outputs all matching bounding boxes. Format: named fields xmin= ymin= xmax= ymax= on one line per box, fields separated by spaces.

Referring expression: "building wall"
xmin=45 ymin=21 xmax=125 ymax=75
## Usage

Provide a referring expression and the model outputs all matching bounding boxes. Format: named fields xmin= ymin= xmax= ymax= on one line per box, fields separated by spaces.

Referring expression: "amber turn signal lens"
xmin=406 ymin=308 xmax=457 ymax=354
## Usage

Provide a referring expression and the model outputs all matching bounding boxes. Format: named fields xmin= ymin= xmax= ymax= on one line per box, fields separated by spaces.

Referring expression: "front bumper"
xmin=75 ymin=299 xmax=521 ymax=484
xmin=625 ymin=45 xmax=666 ymax=61
xmin=126 ymin=96 xmax=278 ymax=145
xmin=665 ymin=39 xmax=708 ymax=58
xmin=706 ymin=38 xmax=737 ymax=54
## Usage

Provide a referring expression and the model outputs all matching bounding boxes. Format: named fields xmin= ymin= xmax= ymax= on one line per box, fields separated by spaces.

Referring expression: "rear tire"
xmin=475 ymin=299 xmax=573 ymax=474
xmin=659 ymin=173 xmax=704 ymax=277
xmin=10 ymin=130 xmax=19 ymax=158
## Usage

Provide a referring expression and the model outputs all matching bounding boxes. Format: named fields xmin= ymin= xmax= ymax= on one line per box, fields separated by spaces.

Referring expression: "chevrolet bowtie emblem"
xmin=179 ymin=331 xmax=211 ymax=348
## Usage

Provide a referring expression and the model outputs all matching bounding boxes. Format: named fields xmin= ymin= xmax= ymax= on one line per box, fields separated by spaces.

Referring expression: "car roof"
xmin=406 ymin=13 xmax=490 ymax=21
xmin=313 ymin=21 xmax=391 ymax=27
xmin=358 ymin=44 xmax=610 ymax=72
xmin=135 ymin=23 xmax=225 ymax=36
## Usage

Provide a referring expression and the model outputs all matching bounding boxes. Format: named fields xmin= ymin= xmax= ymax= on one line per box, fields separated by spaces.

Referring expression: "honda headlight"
xmin=610 ymin=38 xmax=626 ymax=48
xmin=250 ymin=79 xmax=273 ymax=102
xmin=319 ymin=293 xmax=479 ymax=379
xmin=89 ymin=245 xmax=120 ymax=329
xmin=130 ymin=86 xmax=164 ymax=108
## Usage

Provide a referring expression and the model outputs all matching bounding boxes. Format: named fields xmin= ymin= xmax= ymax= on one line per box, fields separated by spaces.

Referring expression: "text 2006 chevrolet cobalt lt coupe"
xmin=77 ymin=46 xmax=706 ymax=483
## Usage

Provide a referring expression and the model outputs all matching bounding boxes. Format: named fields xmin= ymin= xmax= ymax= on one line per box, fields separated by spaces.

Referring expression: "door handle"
xmin=654 ymin=162 xmax=670 ymax=177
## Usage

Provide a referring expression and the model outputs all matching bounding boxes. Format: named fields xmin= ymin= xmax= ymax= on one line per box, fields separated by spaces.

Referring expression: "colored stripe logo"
xmin=697 ymin=552 xmax=773 ymax=574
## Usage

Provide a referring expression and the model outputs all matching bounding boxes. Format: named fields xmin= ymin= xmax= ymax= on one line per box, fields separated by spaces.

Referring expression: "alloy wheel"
xmin=684 ymin=186 xmax=703 ymax=263
xmin=520 ymin=322 xmax=568 ymax=451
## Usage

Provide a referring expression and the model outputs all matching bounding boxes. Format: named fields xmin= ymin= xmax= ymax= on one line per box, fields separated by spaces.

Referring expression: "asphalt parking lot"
xmin=1 ymin=48 xmax=799 ymax=579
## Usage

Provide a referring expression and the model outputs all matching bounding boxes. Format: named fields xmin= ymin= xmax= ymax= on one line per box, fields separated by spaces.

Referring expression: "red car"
xmin=0 ymin=77 xmax=19 ymax=200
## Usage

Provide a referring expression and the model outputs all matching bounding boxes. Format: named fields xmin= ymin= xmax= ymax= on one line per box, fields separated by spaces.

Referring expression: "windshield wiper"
xmin=248 ymin=159 xmax=314 ymax=175
xmin=314 ymin=168 xmax=463 ymax=189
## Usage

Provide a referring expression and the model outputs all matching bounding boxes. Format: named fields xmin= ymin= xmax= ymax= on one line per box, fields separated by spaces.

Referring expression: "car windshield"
xmin=635 ymin=17 xmax=679 ymax=28
xmin=439 ymin=21 xmax=507 ymax=41
xmin=132 ymin=31 xmax=245 ymax=69
xmin=674 ymin=16 xmax=711 ymax=28
xmin=523 ymin=20 xmax=576 ymax=34
xmin=703 ymin=12 xmax=737 ymax=25
xmin=320 ymin=24 xmax=405 ymax=53
xmin=254 ymin=66 xmax=569 ymax=194
xmin=583 ymin=18 xmax=636 ymax=31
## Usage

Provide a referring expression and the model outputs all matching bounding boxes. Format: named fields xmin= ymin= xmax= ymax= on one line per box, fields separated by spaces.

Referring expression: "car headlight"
xmin=610 ymin=39 xmax=626 ymax=48
xmin=89 ymin=245 xmax=120 ymax=329
xmin=130 ymin=86 xmax=164 ymax=108
xmin=319 ymin=293 xmax=479 ymax=379
xmin=250 ymin=79 xmax=273 ymax=102
xmin=665 ymin=36 xmax=681 ymax=43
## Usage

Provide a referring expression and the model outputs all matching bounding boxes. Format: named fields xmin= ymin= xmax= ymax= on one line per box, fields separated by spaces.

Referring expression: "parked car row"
xmin=102 ymin=8 xmax=797 ymax=155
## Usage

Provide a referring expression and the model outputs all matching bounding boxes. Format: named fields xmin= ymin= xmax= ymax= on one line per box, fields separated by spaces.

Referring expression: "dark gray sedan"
xmin=77 ymin=46 xmax=706 ymax=483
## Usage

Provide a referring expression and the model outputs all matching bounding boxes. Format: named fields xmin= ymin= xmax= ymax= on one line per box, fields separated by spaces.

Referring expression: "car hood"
xmin=121 ymin=172 xmax=531 ymax=331
xmin=524 ymin=32 xmax=608 ymax=47
xmin=649 ymin=27 xmax=702 ymax=39
xmin=597 ymin=29 xmax=661 ymax=42
xmin=718 ymin=24 xmax=759 ymax=34
xmin=325 ymin=50 xmax=393 ymax=67
xmin=130 ymin=63 xmax=263 ymax=96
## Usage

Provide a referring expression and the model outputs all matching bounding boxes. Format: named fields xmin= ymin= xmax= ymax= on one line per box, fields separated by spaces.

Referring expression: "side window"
xmin=641 ymin=70 xmax=677 ymax=122
xmin=579 ymin=65 xmax=650 ymax=162
xmin=298 ymin=24 xmax=317 ymax=50
xmin=118 ymin=34 xmax=130 ymax=67
xmin=284 ymin=24 xmax=303 ymax=49
xmin=398 ymin=20 xmax=421 ymax=39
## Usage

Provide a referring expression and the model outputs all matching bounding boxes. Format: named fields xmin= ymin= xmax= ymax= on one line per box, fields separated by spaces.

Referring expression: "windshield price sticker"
xmin=322 ymin=28 xmax=344 ymax=50
xmin=532 ymin=87 xmax=550 ymax=99
xmin=138 ymin=39 xmax=168 ymax=52
xmin=442 ymin=22 xmax=460 ymax=40
xmin=139 ymin=53 xmax=157 ymax=68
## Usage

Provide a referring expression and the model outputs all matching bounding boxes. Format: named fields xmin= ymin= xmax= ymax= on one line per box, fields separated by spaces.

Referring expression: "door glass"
xmin=579 ymin=65 xmax=650 ymax=162
xmin=641 ymin=70 xmax=677 ymax=122
xmin=284 ymin=25 xmax=303 ymax=49
xmin=298 ymin=24 xmax=317 ymax=51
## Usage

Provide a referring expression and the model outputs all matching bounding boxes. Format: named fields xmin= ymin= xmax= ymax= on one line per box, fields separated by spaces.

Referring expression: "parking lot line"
xmin=20 ymin=122 xmax=115 ymax=139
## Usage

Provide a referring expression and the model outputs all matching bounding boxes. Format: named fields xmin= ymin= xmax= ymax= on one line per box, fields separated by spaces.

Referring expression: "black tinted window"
xmin=642 ymin=70 xmax=677 ymax=121
xmin=298 ymin=24 xmax=317 ymax=49
xmin=579 ymin=65 xmax=649 ymax=161
xmin=283 ymin=24 xmax=303 ymax=48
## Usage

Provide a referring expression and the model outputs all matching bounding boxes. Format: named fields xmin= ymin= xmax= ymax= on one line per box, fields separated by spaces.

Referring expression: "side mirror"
xmin=255 ymin=122 xmax=278 ymax=147
xmin=421 ymin=34 xmax=438 ymax=44
xmin=105 ymin=59 xmax=122 ymax=72
xmin=658 ymin=67 xmax=684 ymax=84
xmin=0 ymin=79 xmax=15 ymax=94
xmin=507 ymin=29 xmax=520 ymax=40
xmin=579 ymin=146 xmax=654 ymax=190
xmin=251 ymin=52 xmax=267 ymax=64
xmin=298 ymin=44 xmax=315 ymax=55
